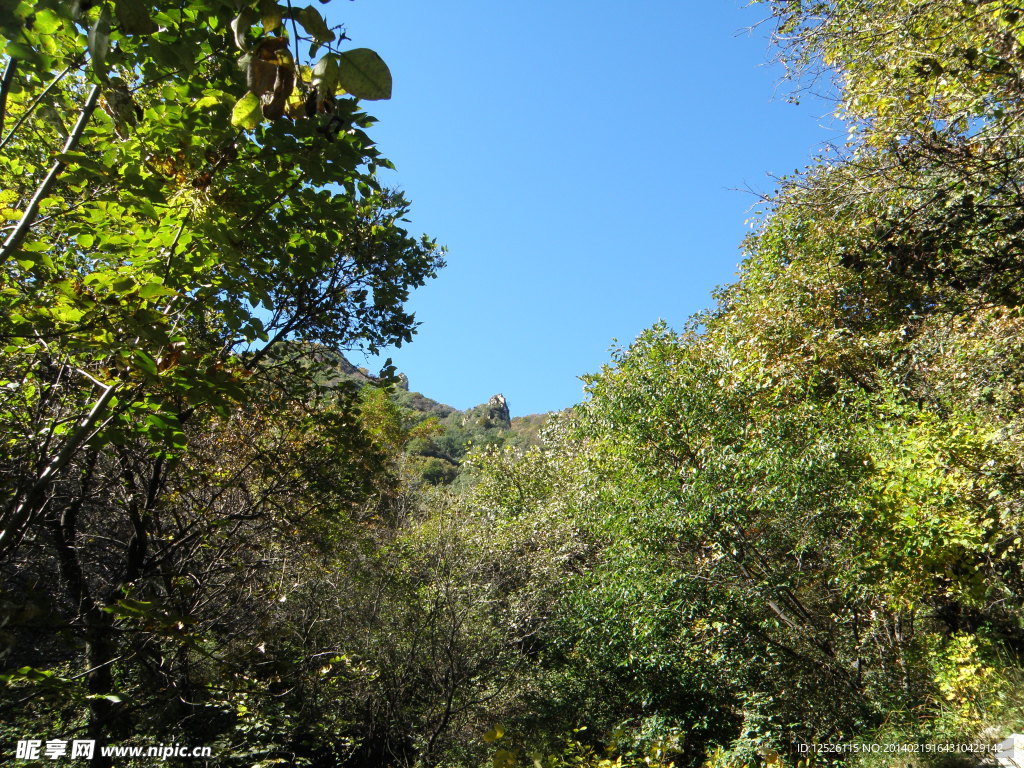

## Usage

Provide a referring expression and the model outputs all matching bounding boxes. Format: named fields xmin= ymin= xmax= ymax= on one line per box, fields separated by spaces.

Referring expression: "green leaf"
xmin=297 ymin=5 xmax=335 ymax=43
xmin=133 ymin=350 xmax=159 ymax=377
xmin=312 ymin=53 xmax=340 ymax=94
xmin=338 ymin=48 xmax=392 ymax=101
xmin=260 ymin=0 xmax=283 ymax=32
xmin=482 ymin=725 xmax=505 ymax=743
xmin=194 ymin=93 xmax=228 ymax=109
xmin=231 ymin=92 xmax=262 ymax=129
xmin=114 ymin=0 xmax=157 ymax=35
xmin=2 ymin=41 xmax=42 ymax=67
xmin=31 ymin=9 xmax=64 ymax=35
xmin=53 ymin=305 xmax=85 ymax=323
xmin=138 ymin=281 xmax=174 ymax=300
xmin=2 ymin=666 xmax=60 ymax=684
xmin=103 ymin=598 xmax=156 ymax=617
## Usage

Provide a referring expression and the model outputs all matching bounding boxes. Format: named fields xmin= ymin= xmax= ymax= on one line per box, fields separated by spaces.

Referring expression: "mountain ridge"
xmin=284 ymin=343 xmax=550 ymax=484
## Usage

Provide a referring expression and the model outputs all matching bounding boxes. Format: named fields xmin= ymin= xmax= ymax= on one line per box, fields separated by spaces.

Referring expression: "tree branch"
xmin=0 ymin=82 xmax=100 ymax=266
xmin=0 ymin=380 xmax=119 ymax=555
xmin=0 ymin=57 xmax=16 ymax=139
xmin=0 ymin=59 xmax=79 ymax=153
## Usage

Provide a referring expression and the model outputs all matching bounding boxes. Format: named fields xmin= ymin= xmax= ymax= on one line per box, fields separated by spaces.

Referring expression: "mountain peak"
xmin=462 ymin=393 xmax=511 ymax=431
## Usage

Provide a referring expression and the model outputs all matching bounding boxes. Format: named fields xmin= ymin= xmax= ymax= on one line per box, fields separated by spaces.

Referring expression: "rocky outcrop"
xmin=462 ymin=393 xmax=511 ymax=430
xmin=487 ymin=393 xmax=511 ymax=428
xmin=332 ymin=353 xmax=374 ymax=383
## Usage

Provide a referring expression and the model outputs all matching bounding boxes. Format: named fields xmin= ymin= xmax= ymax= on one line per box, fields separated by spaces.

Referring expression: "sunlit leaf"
xmin=338 ymin=48 xmax=392 ymax=100
xmin=297 ymin=4 xmax=335 ymax=43
xmin=231 ymin=91 xmax=262 ymax=129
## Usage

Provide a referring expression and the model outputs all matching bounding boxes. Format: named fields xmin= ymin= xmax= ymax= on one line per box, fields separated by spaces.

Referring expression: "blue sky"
xmin=327 ymin=1 xmax=840 ymax=416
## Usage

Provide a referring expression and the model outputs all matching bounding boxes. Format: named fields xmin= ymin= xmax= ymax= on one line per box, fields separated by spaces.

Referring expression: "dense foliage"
xmin=5 ymin=0 xmax=1024 ymax=766
xmin=0 ymin=1 xmax=443 ymax=764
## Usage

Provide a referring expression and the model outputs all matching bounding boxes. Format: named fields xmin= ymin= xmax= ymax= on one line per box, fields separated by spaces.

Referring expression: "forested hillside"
xmin=269 ymin=342 xmax=547 ymax=485
xmin=4 ymin=0 xmax=1024 ymax=766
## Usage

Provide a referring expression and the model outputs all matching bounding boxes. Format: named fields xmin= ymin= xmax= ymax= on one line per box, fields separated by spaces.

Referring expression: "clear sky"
xmin=327 ymin=1 xmax=840 ymax=416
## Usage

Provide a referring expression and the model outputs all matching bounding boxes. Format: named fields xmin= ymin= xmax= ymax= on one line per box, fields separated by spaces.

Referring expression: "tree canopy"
xmin=1 ymin=1 xmax=442 ymax=762
xmin=0 ymin=0 xmax=442 ymax=551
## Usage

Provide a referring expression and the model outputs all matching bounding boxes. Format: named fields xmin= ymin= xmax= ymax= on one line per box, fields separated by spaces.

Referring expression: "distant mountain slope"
xmin=299 ymin=346 xmax=552 ymax=483
xmin=392 ymin=387 xmax=458 ymax=420
xmin=272 ymin=343 xmax=552 ymax=484
xmin=510 ymin=413 xmax=548 ymax=445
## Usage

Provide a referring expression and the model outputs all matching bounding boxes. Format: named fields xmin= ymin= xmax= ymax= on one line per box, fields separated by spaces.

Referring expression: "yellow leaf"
xmin=231 ymin=92 xmax=261 ymax=130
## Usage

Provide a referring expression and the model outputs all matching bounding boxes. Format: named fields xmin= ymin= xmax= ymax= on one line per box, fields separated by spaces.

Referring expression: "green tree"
xmin=556 ymin=178 xmax=1024 ymax=759
xmin=0 ymin=0 xmax=442 ymax=554
xmin=761 ymin=0 xmax=1024 ymax=306
xmin=0 ymin=0 xmax=441 ymax=759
